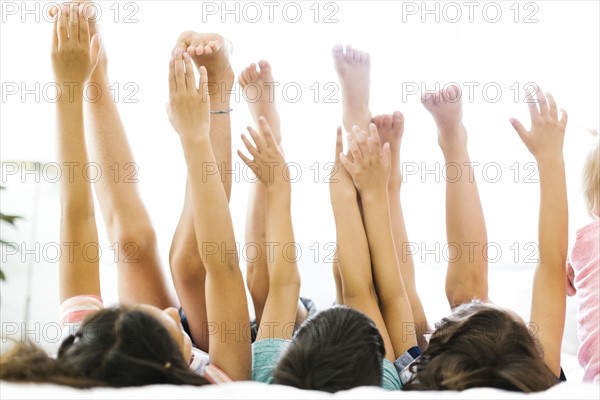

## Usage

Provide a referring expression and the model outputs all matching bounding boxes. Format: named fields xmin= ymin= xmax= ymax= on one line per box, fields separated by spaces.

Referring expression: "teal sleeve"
xmin=251 ymin=338 xmax=289 ymax=383
xmin=382 ymin=358 xmax=402 ymax=390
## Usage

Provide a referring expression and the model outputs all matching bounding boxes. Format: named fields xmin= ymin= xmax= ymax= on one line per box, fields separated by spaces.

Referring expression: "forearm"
xmin=361 ymin=190 xmax=408 ymax=299
xmin=265 ymin=186 xmax=300 ymax=288
xmin=57 ymin=95 xmax=94 ymax=216
xmin=332 ymin=193 xmax=373 ymax=299
xmin=537 ymin=157 xmax=568 ymax=268
xmin=182 ymin=137 xmax=238 ymax=270
xmin=245 ymin=183 xmax=269 ymax=322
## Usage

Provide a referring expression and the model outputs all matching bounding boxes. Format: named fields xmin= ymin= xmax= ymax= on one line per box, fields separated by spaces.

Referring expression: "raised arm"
xmin=238 ymin=118 xmax=300 ymax=340
xmin=330 ymin=128 xmax=395 ymax=361
xmin=340 ymin=125 xmax=417 ymax=358
xmin=167 ymin=51 xmax=250 ymax=380
xmin=510 ymin=87 xmax=568 ymax=376
xmin=52 ymin=4 xmax=101 ymax=302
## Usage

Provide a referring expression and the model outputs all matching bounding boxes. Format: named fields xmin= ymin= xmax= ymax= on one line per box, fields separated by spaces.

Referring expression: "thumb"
xmin=509 ymin=117 xmax=528 ymax=144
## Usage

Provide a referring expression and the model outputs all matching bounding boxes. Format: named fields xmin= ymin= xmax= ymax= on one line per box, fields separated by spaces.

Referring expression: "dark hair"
xmin=403 ymin=302 xmax=558 ymax=392
xmin=272 ymin=306 xmax=385 ymax=393
xmin=0 ymin=307 xmax=208 ymax=388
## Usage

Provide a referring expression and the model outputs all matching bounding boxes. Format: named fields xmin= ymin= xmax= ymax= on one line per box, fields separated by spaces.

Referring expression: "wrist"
xmin=57 ymin=85 xmax=85 ymax=105
xmin=358 ymin=186 xmax=388 ymax=203
xmin=266 ymin=182 xmax=291 ymax=197
xmin=179 ymin=128 xmax=210 ymax=145
xmin=535 ymin=152 xmax=564 ymax=167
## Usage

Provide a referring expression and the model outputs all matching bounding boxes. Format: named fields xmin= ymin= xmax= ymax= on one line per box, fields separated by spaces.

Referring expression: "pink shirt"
xmin=567 ymin=220 xmax=600 ymax=383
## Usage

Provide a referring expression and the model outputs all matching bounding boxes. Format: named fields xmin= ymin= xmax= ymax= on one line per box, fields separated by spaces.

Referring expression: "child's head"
xmin=583 ymin=134 xmax=599 ymax=217
xmin=272 ymin=306 xmax=385 ymax=393
xmin=404 ymin=301 xmax=558 ymax=392
xmin=0 ymin=307 xmax=206 ymax=388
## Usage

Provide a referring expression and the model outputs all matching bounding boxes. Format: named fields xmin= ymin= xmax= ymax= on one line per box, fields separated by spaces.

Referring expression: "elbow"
xmin=343 ymin=283 xmax=378 ymax=304
xmin=268 ymin=268 xmax=301 ymax=290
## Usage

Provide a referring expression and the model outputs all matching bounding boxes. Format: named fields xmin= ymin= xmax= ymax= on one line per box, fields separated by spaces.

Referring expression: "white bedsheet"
xmin=1 ymin=380 xmax=599 ymax=400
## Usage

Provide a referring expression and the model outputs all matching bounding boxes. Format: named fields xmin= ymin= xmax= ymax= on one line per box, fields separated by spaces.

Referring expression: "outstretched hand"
xmin=167 ymin=50 xmax=210 ymax=139
xmin=238 ymin=117 xmax=288 ymax=189
xmin=51 ymin=4 xmax=100 ymax=84
xmin=510 ymin=86 xmax=567 ymax=161
xmin=340 ymin=124 xmax=391 ymax=194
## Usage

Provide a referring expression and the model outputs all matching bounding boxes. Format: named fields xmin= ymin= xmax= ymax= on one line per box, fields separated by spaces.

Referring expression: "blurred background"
xmin=1 ymin=1 xmax=598 ymax=378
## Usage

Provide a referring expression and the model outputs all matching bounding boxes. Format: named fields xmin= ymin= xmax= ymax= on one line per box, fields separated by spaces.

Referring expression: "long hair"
xmin=273 ymin=306 xmax=385 ymax=393
xmin=403 ymin=302 xmax=558 ymax=392
xmin=0 ymin=307 xmax=208 ymax=388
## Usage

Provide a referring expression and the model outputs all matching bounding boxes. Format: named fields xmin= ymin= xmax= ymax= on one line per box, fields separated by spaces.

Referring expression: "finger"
xmin=355 ymin=131 xmax=371 ymax=161
xmin=168 ymin=56 xmax=177 ymax=95
xmin=247 ymin=126 xmax=267 ymax=151
xmin=368 ymin=123 xmax=381 ymax=153
xmin=347 ymin=132 xmax=364 ymax=162
xmin=174 ymin=51 xmax=185 ymax=90
xmin=534 ymin=85 xmax=549 ymax=117
xmin=183 ymin=52 xmax=195 ymax=91
xmin=510 ymin=117 xmax=528 ymax=143
xmin=559 ymin=109 xmax=568 ymax=130
xmin=545 ymin=92 xmax=558 ymax=120
xmin=525 ymin=87 xmax=540 ymax=120
xmin=258 ymin=117 xmax=275 ymax=146
xmin=68 ymin=4 xmax=79 ymax=42
xmin=339 ymin=153 xmax=354 ymax=174
xmin=241 ymin=134 xmax=260 ymax=158
xmin=48 ymin=4 xmax=58 ymax=18
xmin=52 ymin=15 xmax=59 ymax=51
xmin=78 ymin=6 xmax=90 ymax=44
xmin=346 ymin=150 xmax=355 ymax=163
xmin=237 ymin=149 xmax=253 ymax=167
xmin=335 ymin=127 xmax=343 ymax=161
xmin=198 ymin=65 xmax=208 ymax=101
xmin=57 ymin=5 xmax=69 ymax=45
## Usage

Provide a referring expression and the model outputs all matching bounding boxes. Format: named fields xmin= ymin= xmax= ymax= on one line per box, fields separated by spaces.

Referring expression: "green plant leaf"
xmin=0 ymin=213 xmax=22 ymax=226
xmin=0 ymin=240 xmax=17 ymax=250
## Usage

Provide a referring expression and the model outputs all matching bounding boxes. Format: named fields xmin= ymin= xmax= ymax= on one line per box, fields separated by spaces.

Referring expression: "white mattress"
xmin=1 ymin=380 xmax=598 ymax=400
